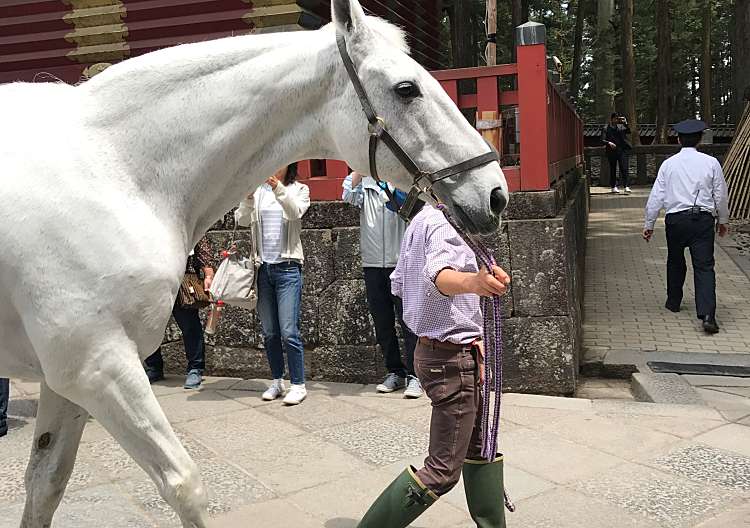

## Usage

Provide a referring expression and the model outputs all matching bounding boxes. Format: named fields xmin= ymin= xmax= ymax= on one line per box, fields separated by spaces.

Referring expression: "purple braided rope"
xmin=436 ymin=204 xmax=503 ymax=461
xmin=483 ymin=296 xmax=494 ymax=456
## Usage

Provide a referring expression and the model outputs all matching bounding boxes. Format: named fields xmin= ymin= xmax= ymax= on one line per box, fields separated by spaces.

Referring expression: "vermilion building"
xmin=0 ymin=0 xmax=446 ymax=85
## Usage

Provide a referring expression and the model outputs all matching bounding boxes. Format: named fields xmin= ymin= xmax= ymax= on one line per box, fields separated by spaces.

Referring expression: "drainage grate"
xmin=647 ymin=362 xmax=750 ymax=377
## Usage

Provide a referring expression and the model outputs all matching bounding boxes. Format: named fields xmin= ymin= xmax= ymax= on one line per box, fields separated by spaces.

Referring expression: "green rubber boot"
xmin=462 ymin=455 xmax=507 ymax=528
xmin=357 ymin=467 xmax=438 ymax=528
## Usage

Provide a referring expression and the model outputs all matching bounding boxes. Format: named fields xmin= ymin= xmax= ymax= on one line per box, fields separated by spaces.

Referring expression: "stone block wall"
xmin=499 ymin=170 xmax=588 ymax=393
xmin=161 ymin=171 xmax=589 ymax=395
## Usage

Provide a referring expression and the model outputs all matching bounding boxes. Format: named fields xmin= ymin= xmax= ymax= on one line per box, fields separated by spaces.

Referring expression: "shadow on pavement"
xmin=324 ymin=518 xmax=357 ymax=528
xmin=324 ymin=518 xmax=431 ymax=528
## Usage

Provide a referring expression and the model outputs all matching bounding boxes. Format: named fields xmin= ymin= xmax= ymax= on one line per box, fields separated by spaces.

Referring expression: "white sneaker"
xmin=404 ymin=376 xmax=424 ymax=399
xmin=376 ymin=373 xmax=406 ymax=393
xmin=612 ymin=186 xmax=620 ymax=194
xmin=283 ymin=384 xmax=307 ymax=405
xmin=262 ymin=379 xmax=286 ymax=401
xmin=624 ymin=186 xmax=632 ymax=194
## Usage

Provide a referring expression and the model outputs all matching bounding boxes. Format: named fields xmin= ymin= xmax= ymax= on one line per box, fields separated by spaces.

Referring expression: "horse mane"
xmin=363 ymin=16 xmax=410 ymax=54
xmin=85 ymin=14 xmax=409 ymax=95
xmin=323 ymin=15 xmax=410 ymax=55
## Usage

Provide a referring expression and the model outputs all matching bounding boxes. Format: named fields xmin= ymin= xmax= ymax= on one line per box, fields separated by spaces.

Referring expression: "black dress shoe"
xmin=665 ymin=301 xmax=680 ymax=313
xmin=145 ymin=369 xmax=165 ymax=384
xmin=702 ymin=316 xmax=720 ymax=334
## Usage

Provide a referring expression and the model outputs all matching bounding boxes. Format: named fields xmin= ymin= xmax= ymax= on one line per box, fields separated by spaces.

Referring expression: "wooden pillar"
xmin=476 ymin=75 xmax=501 ymax=155
xmin=485 ymin=0 xmax=497 ymax=66
xmin=325 ymin=160 xmax=349 ymax=178
xmin=516 ymin=22 xmax=550 ymax=191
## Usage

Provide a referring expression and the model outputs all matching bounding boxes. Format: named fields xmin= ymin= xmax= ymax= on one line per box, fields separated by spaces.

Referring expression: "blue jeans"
xmin=257 ymin=262 xmax=305 ymax=385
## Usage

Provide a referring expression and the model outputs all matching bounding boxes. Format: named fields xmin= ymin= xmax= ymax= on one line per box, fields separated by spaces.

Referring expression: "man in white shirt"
xmin=643 ymin=119 xmax=729 ymax=334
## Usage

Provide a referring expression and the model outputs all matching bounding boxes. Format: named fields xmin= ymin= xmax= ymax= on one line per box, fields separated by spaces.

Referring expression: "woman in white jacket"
xmin=235 ymin=163 xmax=311 ymax=405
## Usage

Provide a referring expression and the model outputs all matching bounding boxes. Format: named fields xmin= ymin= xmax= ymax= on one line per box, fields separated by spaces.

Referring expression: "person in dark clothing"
xmin=342 ymin=172 xmax=422 ymax=398
xmin=144 ymin=236 xmax=214 ymax=389
xmin=0 ymin=378 xmax=8 ymax=437
xmin=602 ymin=112 xmax=633 ymax=194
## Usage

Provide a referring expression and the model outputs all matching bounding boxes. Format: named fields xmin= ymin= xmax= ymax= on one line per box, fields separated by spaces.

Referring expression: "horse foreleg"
xmin=46 ymin=342 xmax=209 ymax=528
xmin=21 ymin=381 xmax=89 ymax=528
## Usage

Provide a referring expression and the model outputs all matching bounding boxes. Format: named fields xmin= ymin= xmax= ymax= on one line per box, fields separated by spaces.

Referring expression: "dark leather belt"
xmin=668 ymin=209 xmax=712 ymax=217
xmin=418 ymin=336 xmax=476 ymax=352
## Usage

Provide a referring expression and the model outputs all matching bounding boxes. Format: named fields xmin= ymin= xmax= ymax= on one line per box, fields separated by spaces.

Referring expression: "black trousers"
xmin=607 ymin=152 xmax=629 ymax=188
xmin=145 ymin=305 xmax=206 ymax=374
xmin=665 ymin=211 xmax=717 ymax=318
xmin=363 ymin=267 xmax=418 ymax=377
xmin=0 ymin=378 xmax=8 ymax=433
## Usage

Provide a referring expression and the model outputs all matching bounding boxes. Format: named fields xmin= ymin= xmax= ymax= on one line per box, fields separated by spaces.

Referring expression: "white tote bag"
xmin=209 ymin=250 xmax=258 ymax=310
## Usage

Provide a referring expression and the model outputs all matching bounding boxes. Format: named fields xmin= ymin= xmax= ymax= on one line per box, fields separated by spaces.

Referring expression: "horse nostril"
xmin=490 ymin=188 xmax=508 ymax=215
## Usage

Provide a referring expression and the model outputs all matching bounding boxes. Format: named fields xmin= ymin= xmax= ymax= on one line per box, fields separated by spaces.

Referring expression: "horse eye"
xmin=394 ymin=81 xmax=419 ymax=98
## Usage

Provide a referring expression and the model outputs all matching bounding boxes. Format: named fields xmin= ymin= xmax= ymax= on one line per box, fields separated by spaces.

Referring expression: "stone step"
xmin=580 ymin=348 xmax=641 ymax=379
xmin=631 ymin=373 xmax=704 ymax=405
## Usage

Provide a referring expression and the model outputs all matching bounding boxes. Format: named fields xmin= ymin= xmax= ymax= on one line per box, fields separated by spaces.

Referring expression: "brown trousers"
xmin=414 ymin=338 xmax=483 ymax=496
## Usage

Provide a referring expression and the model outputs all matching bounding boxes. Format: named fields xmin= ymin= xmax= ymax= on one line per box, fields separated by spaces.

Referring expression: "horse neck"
xmin=81 ymin=30 xmax=343 ymax=247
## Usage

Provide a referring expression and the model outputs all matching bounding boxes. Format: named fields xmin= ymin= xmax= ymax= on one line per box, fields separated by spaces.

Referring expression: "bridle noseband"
xmin=336 ymin=32 xmax=499 ymax=221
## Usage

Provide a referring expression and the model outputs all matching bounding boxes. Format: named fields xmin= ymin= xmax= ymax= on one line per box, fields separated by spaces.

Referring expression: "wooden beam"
xmin=485 ymin=0 xmax=496 ymax=66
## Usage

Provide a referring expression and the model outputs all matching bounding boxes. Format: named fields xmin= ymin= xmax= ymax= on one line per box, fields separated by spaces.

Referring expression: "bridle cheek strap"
xmin=336 ymin=32 xmax=499 ymax=222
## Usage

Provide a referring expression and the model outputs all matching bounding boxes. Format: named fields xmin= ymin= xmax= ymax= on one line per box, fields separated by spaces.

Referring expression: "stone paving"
xmin=2 ymin=376 xmax=750 ymax=527
xmin=681 ymin=374 xmax=750 ymax=424
xmin=584 ymin=187 xmax=750 ymax=358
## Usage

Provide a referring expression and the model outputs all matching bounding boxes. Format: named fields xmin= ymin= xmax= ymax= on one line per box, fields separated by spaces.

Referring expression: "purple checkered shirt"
xmin=390 ymin=206 xmax=482 ymax=345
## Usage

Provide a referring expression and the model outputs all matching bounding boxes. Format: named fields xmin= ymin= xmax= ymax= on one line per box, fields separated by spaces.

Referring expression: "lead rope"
xmin=436 ymin=203 xmax=515 ymax=513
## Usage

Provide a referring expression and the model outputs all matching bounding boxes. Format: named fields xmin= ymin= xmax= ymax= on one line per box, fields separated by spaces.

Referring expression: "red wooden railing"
xmin=299 ymin=36 xmax=583 ymax=200
xmin=546 ymin=77 xmax=585 ymax=187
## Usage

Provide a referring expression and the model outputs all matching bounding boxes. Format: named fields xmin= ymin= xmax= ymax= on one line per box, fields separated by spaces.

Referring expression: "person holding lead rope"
xmin=356 ymin=204 xmax=512 ymax=528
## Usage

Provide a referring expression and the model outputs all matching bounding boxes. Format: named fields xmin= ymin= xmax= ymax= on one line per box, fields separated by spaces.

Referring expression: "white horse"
xmin=0 ymin=0 xmax=508 ymax=525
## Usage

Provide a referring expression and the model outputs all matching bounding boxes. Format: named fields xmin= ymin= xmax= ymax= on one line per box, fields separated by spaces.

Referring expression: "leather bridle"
xmin=336 ymin=32 xmax=499 ymax=221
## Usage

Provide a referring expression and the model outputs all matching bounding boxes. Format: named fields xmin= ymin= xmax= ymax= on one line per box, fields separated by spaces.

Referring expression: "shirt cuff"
xmin=425 ymin=265 xmax=454 ymax=298
xmin=644 ymin=219 xmax=656 ymax=230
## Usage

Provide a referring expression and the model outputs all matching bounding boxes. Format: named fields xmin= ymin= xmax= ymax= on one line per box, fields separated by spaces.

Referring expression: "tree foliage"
xmin=442 ymin=0 xmax=738 ymax=124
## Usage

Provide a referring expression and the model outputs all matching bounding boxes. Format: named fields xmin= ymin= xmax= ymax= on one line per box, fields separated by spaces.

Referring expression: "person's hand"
xmin=608 ymin=141 xmax=616 ymax=149
xmin=469 ymin=265 xmax=511 ymax=297
xmin=266 ymin=176 xmax=279 ymax=190
xmin=350 ymin=172 xmax=363 ymax=187
xmin=717 ymin=224 xmax=728 ymax=237
xmin=642 ymin=229 xmax=653 ymax=242
xmin=203 ymin=270 xmax=214 ymax=291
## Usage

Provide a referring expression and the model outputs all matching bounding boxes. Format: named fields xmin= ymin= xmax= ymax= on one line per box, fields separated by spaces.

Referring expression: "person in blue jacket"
xmin=343 ymin=172 xmax=422 ymax=398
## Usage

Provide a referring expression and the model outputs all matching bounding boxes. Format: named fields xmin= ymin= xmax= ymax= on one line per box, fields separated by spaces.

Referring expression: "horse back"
xmin=0 ymin=81 xmax=186 ymax=361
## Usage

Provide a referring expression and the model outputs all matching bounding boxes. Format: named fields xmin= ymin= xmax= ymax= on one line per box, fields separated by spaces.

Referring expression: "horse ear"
xmin=331 ymin=0 xmax=367 ymax=35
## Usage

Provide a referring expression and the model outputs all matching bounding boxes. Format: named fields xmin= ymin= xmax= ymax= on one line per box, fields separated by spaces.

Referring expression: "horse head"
xmin=329 ymin=0 xmax=509 ymax=234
